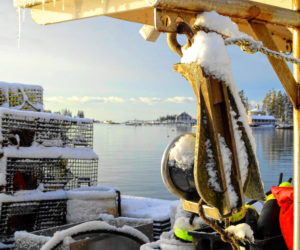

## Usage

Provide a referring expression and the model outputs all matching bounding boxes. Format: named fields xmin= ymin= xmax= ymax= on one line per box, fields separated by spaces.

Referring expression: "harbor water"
xmin=95 ymin=125 xmax=293 ymax=200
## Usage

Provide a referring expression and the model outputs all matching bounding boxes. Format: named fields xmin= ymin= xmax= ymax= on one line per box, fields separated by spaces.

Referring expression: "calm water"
xmin=94 ymin=125 xmax=293 ymax=200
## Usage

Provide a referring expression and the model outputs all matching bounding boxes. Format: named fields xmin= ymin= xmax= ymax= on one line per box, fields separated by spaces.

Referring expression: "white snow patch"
xmin=169 ymin=134 xmax=195 ymax=170
xmin=0 ymin=189 xmax=67 ymax=203
xmin=15 ymin=231 xmax=50 ymax=250
xmin=182 ymin=31 xmax=233 ymax=84
xmin=218 ymin=135 xmax=238 ymax=208
xmin=40 ymin=221 xmax=150 ymax=250
xmin=205 ymin=139 xmax=222 ymax=192
xmin=225 ymin=223 xmax=254 ymax=243
xmin=121 ymin=195 xmax=179 ymax=221
xmin=66 ymin=187 xmax=118 ymax=223
xmin=3 ymin=145 xmax=98 ymax=159
xmin=194 ymin=11 xmax=252 ymax=39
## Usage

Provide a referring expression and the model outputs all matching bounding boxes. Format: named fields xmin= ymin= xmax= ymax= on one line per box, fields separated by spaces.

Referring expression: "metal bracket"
xmin=154 ymin=8 xmax=196 ymax=33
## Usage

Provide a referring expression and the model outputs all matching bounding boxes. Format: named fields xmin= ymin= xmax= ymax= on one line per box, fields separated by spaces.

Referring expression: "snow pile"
xmin=218 ymin=135 xmax=238 ymax=208
xmin=182 ymin=31 xmax=233 ymax=84
xmin=194 ymin=11 xmax=251 ymax=39
xmin=0 ymin=107 xmax=92 ymax=123
xmin=99 ymin=214 xmax=153 ymax=228
xmin=15 ymin=231 xmax=50 ymax=250
xmin=0 ymin=189 xmax=67 ymax=203
xmin=141 ymin=231 xmax=193 ymax=250
xmin=3 ymin=145 xmax=98 ymax=159
xmin=169 ymin=134 xmax=195 ymax=170
xmin=121 ymin=195 xmax=179 ymax=221
xmin=225 ymin=223 xmax=254 ymax=243
xmin=230 ymin=111 xmax=248 ymax=186
xmin=40 ymin=221 xmax=150 ymax=250
xmin=66 ymin=186 xmax=118 ymax=223
xmin=205 ymin=139 xmax=222 ymax=192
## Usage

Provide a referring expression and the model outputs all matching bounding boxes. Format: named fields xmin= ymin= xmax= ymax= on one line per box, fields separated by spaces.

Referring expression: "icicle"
xmin=62 ymin=0 xmax=65 ymax=11
xmin=42 ymin=0 xmax=45 ymax=12
xmin=17 ymin=7 xmax=21 ymax=49
xmin=53 ymin=0 xmax=56 ymax=8
xmin=22 ymin=7 xmax=25 ymax=22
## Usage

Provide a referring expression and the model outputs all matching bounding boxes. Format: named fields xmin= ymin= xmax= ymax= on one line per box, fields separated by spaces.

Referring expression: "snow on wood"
xmin=230 ymin=111 xmax=248 ymax=186
xmin=40 ymin=221 xmax=150 ymax=250
xmin=121 ymin=195 xmax=179 ymax=221
xmin=205 ymin=139 xmax=222 ymax=192
xmin=218 ymin=134 xmax=238 ymax=208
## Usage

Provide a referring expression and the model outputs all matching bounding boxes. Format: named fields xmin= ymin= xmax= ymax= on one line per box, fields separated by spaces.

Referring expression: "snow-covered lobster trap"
xmin=0 ymin=191 xmax=67 ymax=243
xmin=0 ymin=109 xmax=94 ymax=148
xmin=0 ymin=82 xmax=43 ymax=112
xmin=4 ymin=156 xmax=98 ymax=193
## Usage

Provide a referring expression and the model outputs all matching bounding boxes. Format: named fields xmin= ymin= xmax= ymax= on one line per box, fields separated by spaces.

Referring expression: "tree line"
xmin=262 ymin=90 xmax=293 ymax=122
xmin=239 ymin=89 xmax=293 ymax=123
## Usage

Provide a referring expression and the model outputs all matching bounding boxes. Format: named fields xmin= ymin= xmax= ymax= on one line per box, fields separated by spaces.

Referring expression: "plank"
xmin=250 ymin=22 xmax=298 ymax=107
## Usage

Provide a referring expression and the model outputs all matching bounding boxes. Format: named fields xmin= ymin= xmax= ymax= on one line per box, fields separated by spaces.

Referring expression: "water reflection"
xmin=94 ymin=125 xmax=293 ymax=200
xmin=252 ymin=128 xmax=293 ymax=192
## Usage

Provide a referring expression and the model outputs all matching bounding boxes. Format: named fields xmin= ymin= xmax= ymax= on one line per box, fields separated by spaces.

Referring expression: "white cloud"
xmin=45 ymin=96 xmax=125 ymax=104
xmin=166 ymin=96 xmax=195 ymax=104
xmin=138 ymin=97 xmax=163 ymax=105
xmin=45 ymin=96 xmax=195 ymax=105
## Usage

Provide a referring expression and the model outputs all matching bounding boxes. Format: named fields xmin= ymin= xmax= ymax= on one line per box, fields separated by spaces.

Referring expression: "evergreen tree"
xmin=238 ymin=90 xmax=249 ymax=112
xmin=276 ymin=90 xmax=283 ymax=121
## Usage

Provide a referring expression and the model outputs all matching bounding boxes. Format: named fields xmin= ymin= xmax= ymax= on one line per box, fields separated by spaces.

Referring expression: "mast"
xmin=293 ymin=1 xmax=300 ymax=250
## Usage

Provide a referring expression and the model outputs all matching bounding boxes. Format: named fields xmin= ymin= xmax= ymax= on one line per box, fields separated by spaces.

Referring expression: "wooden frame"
xmin=20 ymin=0 xmax=300 ymax=249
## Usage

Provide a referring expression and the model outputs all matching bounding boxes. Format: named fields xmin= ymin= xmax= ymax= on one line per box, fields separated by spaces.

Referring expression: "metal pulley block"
xmin=161 ymin=62 xmax=265 ymax=220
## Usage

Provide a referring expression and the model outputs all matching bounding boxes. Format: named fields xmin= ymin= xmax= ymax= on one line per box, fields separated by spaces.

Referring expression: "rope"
xmin=193 ymin=24 xmax=300 ymax=65
xmin=197 ymin=199 xmax=240 ymax=250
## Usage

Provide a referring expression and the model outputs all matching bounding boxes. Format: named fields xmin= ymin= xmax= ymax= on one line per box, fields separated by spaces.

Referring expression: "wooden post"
xmin=293 ymin=1 xmax=300 ymax=250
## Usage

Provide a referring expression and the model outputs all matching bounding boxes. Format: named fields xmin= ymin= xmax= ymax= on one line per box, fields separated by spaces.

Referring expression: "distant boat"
xmin=125 ymin=120 xmax=143 ymax=126
xmin=103 ymin=120 xmax=119 ymax=125
xmin=276 ymin=123 xmax=293 ymax=129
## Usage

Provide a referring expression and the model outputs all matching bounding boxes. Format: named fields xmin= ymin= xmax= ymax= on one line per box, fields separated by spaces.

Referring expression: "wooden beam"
xmin=152 ymin=0 xmax=300 ymax=28
xmin=30 ymin=0 xmax=150 ymax=25
xmin=250 ymin=0 xmax=292 ymax=10
xmin=249 ymin=22 xmax=298 ymax=107
xmin=293 ymin=1 xmax=300 ymax=249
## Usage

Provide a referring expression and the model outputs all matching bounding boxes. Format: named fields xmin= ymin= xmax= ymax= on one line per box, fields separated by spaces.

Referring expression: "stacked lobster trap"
xmin=0 ymin=82 xmax=98 ymax=245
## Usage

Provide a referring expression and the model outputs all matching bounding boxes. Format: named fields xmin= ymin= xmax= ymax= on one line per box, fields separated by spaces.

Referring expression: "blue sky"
xmin=0 ymin=0 xmax=286 ymax=121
